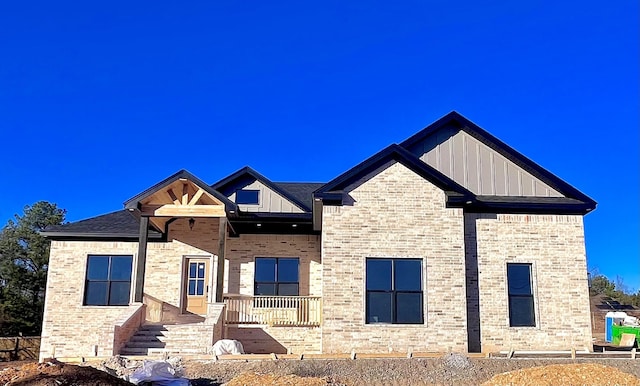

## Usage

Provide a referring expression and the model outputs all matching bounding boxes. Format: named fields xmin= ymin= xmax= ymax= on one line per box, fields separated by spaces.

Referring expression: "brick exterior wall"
xmin=40 ymin=217 xmax=224 ymax=360
xmin=223 ymin=234 xmax=323 ymax=353
xmin=471 ymin=213 xmax=593 ymax=352
xmin=321 ymin=162 xmax=468 ymax=353
xmin=41 ymin=240 xmax=143 ymax=360
xmin=40 ymin=218 xmax=323 ymax=359
xmin=41 ymin=165 xmax=593 ymax=358
xmin=225 ymin=234 xmax=321 ymax=297
xmin=226 ymin=326 xmax=321 ymax=354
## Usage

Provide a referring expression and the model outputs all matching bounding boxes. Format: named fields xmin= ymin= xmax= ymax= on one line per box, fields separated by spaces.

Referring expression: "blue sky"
xmin=1 ymin=2 xmax=638 ymax=291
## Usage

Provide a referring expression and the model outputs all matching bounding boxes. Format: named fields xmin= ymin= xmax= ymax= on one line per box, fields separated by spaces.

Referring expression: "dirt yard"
xmin=184 ymin=355 xmax=640 ymax=386
xmin=0 ymin=355 xmax=639 ymax=385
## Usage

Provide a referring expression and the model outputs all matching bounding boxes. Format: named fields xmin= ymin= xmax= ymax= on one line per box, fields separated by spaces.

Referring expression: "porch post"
xmin=134 ymin=216 xmax=149 ymax=303
xmin=215 ymin=217 xmax=227 ymax=302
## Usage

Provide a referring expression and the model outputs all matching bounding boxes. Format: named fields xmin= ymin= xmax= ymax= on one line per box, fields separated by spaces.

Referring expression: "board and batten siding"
xmin=406 ymin=127 xmax=564 ymax=197
xmin=228 ymin=180 xmax=304 ymax=213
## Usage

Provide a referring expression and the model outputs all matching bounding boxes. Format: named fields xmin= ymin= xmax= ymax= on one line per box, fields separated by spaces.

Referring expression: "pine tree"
xmin=0 ymin=201 xmax=65 ymax=336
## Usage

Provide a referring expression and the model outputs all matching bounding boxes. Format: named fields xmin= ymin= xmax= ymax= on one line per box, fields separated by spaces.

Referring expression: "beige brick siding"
xmin=225 ymin=234 xmax=321 ymax=296
xmin=40 ymin=217 xmax=323 ymax=359
xmin=112 ymin=305 xmax=145 ymax=355
xmin=221 ymin=235 xmax=323 ymax=354
xmin=40 ymin=217 xmax=223 ymax=360
xmin=41 ymin=240 xmax=141 ymax=360
xmin=321 ymin=162 xmax=468 ymax=353
xmin=471 ymin=213 xmax=592 ymax=352
xmin=41 ymin=168 xmax=593 ymax=358
xmin=226 ymin=326 xmax=321 ymax=354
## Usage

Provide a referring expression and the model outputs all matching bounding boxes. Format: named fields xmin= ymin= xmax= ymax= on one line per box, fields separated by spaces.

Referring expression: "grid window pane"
xmin=507 ymin=263 xmax=536 ymax=327
xmin=507 ymin=264 xmax=532 ymax=295
xmin=396 ymin=292 xmax=423 ymax=324
xmin=394 ymin=260 xmax=422 ymax=291
xmin=366 ymin=258 xmax=424 ymax=324
xmin=255 ymin=283 xmax=277 ymax=296
xmin=109 ymin=282 xmax=131 ymax=305
xmin=196 ymin=280 xmax=204 ymax=295
xmin=254 ymin=258 xmax=300 ymax=299
xmin=188 ymin=280 xmax=196 ymax=295
xmin=86 ymin=256 xmax=109 ymax=280
xmin=85 ymin=282 xmax=108 ymax=305
xmin=189 ymin=263 xmax=197 ymax=278
xmin=255 ymin=258 xmax=276 ymax=282
xmin=509 ymin=297 xmax=536 ymax=327
xmin=197 ymin=264 xmax=205 ymax=279
xmin=84 ymin=255 xmax=133 ymax=306
xmin=367 ymin=292 xmax=393 ymax=323
xmin=110 ymin=257 xmax=132 ymax=281
xmin=277 ymin=259 xmax=299 ymax=282
xmin=366 ymin=259 xmax=392 ymax=291
xmin=278 ymin=283 xmax=299 ymax=296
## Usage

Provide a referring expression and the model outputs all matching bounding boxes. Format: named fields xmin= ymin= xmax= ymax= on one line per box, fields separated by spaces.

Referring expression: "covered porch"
xmin=116 ymin=170 xmax=322 ymax=355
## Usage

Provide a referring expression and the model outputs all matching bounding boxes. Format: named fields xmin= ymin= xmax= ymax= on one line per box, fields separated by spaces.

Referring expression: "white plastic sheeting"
xmin=129 ymin=360 xmax=190 ymax=386
xmin=211 ymin=339 xmax=245 ymax=355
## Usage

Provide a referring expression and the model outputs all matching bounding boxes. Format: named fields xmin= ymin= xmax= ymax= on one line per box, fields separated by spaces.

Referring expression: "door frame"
xmin=180 ymin=254 xmax=214 ymax=315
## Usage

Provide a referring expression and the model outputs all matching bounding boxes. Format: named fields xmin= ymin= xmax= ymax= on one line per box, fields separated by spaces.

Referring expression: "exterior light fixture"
xmin=465 ymin=200 xmax=473 ymax=205
xmin=256 ymin=223 xmax=262 ymax=227
xmin=188 ymin=218 xmax=195 ymax=230
xmin=292 ymin=224 xmax=298 ymax=228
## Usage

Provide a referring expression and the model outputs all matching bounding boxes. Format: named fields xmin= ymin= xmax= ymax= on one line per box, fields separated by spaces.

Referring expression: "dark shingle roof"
xmin=273 ymin=182 xmax=325 ymax=210
xmin=41 ymin=210 xmax=161 ymax=239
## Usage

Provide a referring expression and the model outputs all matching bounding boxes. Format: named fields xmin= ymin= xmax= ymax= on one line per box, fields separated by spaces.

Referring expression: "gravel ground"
xmin=184 ymin=355 xmax=640 ymax=386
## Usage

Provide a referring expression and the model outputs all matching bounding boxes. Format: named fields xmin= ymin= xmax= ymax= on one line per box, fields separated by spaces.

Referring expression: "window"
xmin=507 ymin=263 xmax=536 ymax=327
xmin=187 ymin=261 xmax=206 ymax=296
xmin=366 ymin=258 xmax=423 ymax=324
xmin=254 ymin=258 xmax=299 ymax=296
xmin=236 ymin=189 xmax=260 ymax=205
xmin=84 ymin=255 xmax=133 ymax=306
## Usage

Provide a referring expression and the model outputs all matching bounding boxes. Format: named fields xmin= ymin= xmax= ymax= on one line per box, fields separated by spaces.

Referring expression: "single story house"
xmin=39 ymin=111 xmax=596 ymax=360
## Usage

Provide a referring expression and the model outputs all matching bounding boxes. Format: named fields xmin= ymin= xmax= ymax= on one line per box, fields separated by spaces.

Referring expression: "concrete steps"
xmin=120 ymin=323 xmax=213 ymax=356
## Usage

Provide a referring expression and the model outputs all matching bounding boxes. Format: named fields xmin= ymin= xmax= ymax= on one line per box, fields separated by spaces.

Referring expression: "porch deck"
xmin=223 ymin=295 xmax=321 ymax=326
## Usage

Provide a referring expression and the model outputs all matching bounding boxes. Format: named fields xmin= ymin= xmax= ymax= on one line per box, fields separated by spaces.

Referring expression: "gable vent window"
xmin=507 ymin=263 xmax=536 ymax=327
xmin=235 ymin=189 xmax=260 ymax=205
xmin=84 ymin=255 xmax=132 ymax=306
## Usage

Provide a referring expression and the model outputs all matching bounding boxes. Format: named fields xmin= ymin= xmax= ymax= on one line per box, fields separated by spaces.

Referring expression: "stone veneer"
xmin=471 ymin=213 xmax=593 ymax=352
xmin=321 ymin=162 xmax=468 ymax=353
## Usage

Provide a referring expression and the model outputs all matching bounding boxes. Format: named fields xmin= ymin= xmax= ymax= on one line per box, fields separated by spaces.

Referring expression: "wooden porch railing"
xmin=223 ymin=295 xmax=321 ymax=326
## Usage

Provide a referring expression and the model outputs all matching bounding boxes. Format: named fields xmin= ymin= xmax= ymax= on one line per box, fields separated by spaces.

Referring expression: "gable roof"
xmin=124 ymin=169 xmax=236 ymax=211
xmin=314 ymin=144 xmax=475 ymax=202
xmin=274 ymin=182 xmax=325 ymax=210
xmin=41 ymin=210 xmax=162 ymax=239
xmin=315 ymin=127 xmax=594 ymax=214
xmin=400 ymin=111 xmax=596 ymax=209
xmin=211 ymin=166 xmax=313 ymax=212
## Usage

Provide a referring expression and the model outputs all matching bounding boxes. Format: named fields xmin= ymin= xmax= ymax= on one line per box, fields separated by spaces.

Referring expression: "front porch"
xmin=116 ymin=295 xmax=322 ymax=356
xmin=223 ymin=294 xmax=322 ymax=326
xmin=117 ymin=171 xmax=323 ymax=355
